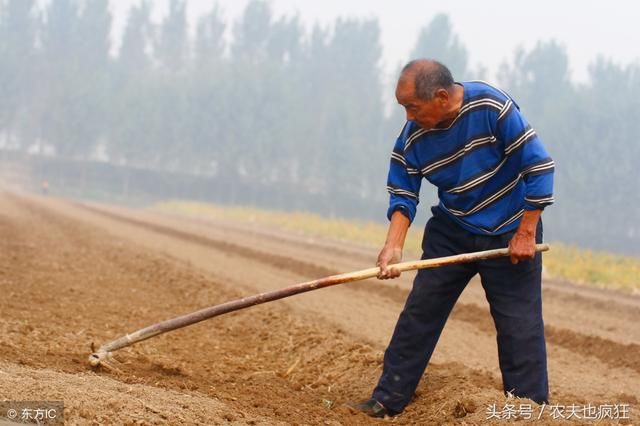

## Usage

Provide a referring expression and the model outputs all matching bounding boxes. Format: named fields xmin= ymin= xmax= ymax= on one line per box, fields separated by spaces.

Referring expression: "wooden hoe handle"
xmin=88 ymin=244 xmax=549 ymax=366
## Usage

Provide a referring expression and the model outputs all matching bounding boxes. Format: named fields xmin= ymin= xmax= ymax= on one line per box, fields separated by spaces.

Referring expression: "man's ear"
xmin=434 ymin=88 xmax=449 ymax=106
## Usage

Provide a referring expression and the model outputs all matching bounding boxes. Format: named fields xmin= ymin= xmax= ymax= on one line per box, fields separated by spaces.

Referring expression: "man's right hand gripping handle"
xmin=377 ymin=210 xmax=411 ymax=280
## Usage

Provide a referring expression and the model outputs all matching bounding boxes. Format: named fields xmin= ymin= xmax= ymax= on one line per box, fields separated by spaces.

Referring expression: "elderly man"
xmin=352 ymin=59 xmax=554 ymax=417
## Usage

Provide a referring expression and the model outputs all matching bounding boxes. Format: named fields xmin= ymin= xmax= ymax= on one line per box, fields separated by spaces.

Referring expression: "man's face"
xmin=395 ymin=77 xmax=446 ymax=130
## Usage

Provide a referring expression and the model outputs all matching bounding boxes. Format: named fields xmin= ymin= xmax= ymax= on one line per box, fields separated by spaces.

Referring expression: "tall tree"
xmin=190 ymin=4 xmax=230 ymax=175
xmin=0 ymin=0 xmax=38 ymax=148
xmin=143 ymin=0 xmax=190 ymax=170
xmin=109 ymin=1 xmax=154 ymax=166
xmin=568 ymin=58 xmax=640 ymax=251
xmin=117 ymin=1 xmax=152 ymax=74
xmin=75 ymin=0 xmax=112 ymax=157
xmin=76 ymin=0 xmax=111 ymax=73
xmin=497 ymin=41 xmax=639 ymax=253
xmin=231 ymin=0 xmax=272 ymax=65
xmin=155 ymin=0 xmax=188 ymax=74
xmin=194 ymin=4 xmax=226 ymax=70
xmin=411 ymin=14 xmax=469 ymax=79
xmin=36 ymin=0 xmax=113 ymax=158
xmin=224 ymin=0 xmax=276 ymax=183
xmin=498 ymin=40 xmax=572 ymax=118
xmin=37 ymin=0 xmax=81 ymax=156
xmin=325 ymin=18 xmax=386 ymax=197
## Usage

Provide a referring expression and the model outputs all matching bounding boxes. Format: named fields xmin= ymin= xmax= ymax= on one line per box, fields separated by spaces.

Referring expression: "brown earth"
xmin=0 ymin=191 xmax=638 ymax=425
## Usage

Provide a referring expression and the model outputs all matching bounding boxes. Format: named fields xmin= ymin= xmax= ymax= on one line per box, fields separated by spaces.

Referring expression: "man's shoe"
xmin=347 ymin=398 xmax=398 ymax=418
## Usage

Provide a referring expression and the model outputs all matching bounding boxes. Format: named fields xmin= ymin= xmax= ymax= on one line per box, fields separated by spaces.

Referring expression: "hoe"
xmin=89 ymin=244 xmax=549 ymax=367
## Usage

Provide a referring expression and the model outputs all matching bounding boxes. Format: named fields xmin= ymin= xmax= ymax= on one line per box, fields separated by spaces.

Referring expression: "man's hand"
xmin=508 ymin=209 xmax=542 ymax=264
xmin=376 ymin=210 xmax=410 ymax=279
xmin=508 ymin=230 xmax=536 ymax=264
xmin=377 ymin=245 xmax=403 ymax=279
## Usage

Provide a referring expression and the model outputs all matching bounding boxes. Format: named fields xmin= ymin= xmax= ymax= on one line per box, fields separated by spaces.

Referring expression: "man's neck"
xmin=448 ymin=83 xmax=465 ymax=116
xmin=436 ymin=84 xmax=465 ymax=128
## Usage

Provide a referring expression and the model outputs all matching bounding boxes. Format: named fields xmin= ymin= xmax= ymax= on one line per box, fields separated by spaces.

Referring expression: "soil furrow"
xmin=68 ymin=198 xmax=640 ymax=376
xmin=6 ymin=192 xmax=603 ymax=425
xmin=3 ymin=192 xmax=637 ymax=424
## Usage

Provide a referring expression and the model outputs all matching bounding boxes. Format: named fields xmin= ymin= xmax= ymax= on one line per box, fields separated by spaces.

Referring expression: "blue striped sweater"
xmin=387 ymin=81 xmax=554 ymax=235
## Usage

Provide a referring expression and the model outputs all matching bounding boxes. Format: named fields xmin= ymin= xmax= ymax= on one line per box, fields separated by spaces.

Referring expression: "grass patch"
xmin=155 ymin=200 xmax=640 ymax=293
xmin=543 ymin=243 xmax=640 ymax=292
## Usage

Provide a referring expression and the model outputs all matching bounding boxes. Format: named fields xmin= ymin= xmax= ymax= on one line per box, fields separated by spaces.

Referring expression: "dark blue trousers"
xmin=373 ymin=207 xmax=548 ymax=412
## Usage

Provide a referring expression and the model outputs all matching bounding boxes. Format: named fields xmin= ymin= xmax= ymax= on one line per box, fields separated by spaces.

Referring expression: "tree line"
xmin=0 ymin=0 xmax=637 ymax=254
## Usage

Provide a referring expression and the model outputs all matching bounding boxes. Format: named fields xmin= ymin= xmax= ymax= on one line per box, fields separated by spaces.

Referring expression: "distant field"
xmin=156 ymin=200 xmax=640 ymax=294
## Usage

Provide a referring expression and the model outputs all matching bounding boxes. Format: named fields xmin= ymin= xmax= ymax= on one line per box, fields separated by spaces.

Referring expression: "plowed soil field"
xmin=0 ymin=191 xmax=638 ymax=425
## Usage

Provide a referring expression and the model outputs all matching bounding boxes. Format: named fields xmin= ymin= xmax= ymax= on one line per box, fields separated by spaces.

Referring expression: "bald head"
xmin=399 ymin=59 xmax=455 ymax=100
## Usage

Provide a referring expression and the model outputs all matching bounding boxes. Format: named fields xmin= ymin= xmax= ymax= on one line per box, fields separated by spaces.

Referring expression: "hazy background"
xmin=1 ymin=0 xmax=639 ymax=255
xmin=105 ymin=0 xmax=640 ymax=82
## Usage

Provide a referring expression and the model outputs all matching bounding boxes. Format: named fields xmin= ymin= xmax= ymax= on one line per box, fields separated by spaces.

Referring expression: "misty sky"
xmin=107 ymin=0 xmax=640 ymax=83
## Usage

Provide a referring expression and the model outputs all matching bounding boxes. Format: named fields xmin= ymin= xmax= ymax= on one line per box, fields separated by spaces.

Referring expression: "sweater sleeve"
xmin=496 ymin=101 xmax=555 ymax=211
xmin=386 ymin=127 xmax=422 ymax=222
